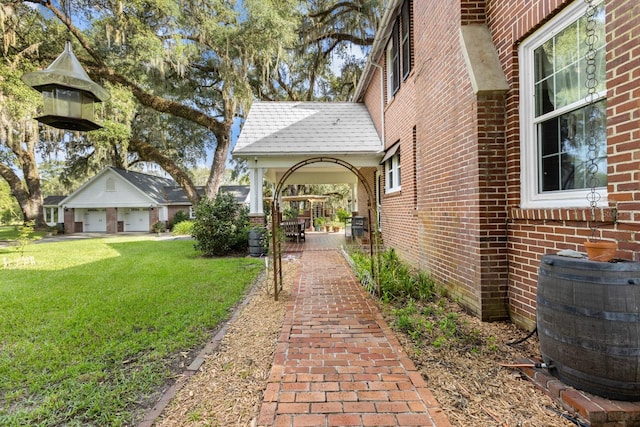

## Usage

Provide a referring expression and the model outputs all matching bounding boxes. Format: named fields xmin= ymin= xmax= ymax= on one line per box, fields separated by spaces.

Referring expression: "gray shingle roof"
xmin=43 ymin=195 xmax=66 ymax=206
xmin=233 ymin=102 xmax=382 ymax=156
xmin=219 ymin=185 xmax=250 ymax=204
xmin=47 ymin=168 xmax=249 ymax=206
xmin=111 ymin=168 xmax=179 ymax=204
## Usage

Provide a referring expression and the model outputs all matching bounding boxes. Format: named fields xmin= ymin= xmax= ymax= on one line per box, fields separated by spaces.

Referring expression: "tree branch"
xmin=129 ymin=138 xmax=201 ymax=205
xmin=309 ymin=2 xmax=360 ymax=22
xmin=310 ymin=32 xmax=374 ymax=46
xmin=26 ymin=0 xmax=227 ymax=139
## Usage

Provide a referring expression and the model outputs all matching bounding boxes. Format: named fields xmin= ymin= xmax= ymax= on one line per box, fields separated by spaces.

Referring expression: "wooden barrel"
xmin=537 ymin=254 xmax=640 ymax=401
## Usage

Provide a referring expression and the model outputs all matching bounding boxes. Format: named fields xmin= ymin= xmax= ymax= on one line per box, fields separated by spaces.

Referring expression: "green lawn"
xmin=0 ymin=235 xmax=263 ymax=426
xmin=0 ymin=225 xmax=47 ymax=242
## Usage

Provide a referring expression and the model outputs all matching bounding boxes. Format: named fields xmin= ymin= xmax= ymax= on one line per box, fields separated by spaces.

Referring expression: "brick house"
xmin=234 ymin=0 xmax=640 ymax=329
xmin=235 ymin=0 xmax=638 ymax=330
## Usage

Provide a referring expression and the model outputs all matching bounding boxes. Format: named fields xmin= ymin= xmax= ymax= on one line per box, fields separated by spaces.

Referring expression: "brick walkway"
xmin=257 ymin=247 xmax=451 ymax=427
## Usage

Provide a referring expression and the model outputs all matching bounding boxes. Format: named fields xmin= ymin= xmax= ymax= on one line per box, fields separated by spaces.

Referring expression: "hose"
xmin=545 ymin=406 xmax=590 ymax=427
xmin=499 ymin=362 xmax=549 ymax=369
xmin=506 ymin=326 xmax=537 ymax=346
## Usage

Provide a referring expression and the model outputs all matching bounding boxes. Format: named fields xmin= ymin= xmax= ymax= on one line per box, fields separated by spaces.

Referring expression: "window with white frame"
xmin=385 ymin=150 xmax=401 ymax=193
xmin=189 ymin=206 xmax=196 ymax=219
xmin=45 ymin=207 xmax=59 ymax=224
xmin=519 ymin=0 xmax=606 ymax=208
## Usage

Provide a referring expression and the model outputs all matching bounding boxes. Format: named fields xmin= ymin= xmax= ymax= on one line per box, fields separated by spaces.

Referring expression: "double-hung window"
xmin=385 ymin=149 xmax=401 ymax=193
xmin=519 ymin=0 xmax=606 ymax=208
xmin=386 ymin=0 xmax=412 ymax=99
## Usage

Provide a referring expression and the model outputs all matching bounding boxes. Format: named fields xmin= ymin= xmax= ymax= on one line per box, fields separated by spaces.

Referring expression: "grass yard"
xmin=0 ymin=235 xmax=263 ymax=426
xmin=0 ymin=225 xmax=47 ymax=242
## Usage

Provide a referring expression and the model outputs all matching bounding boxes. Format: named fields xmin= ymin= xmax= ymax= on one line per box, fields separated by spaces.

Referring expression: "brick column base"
xmin=249 ymin=214 xmax=266 ymax=227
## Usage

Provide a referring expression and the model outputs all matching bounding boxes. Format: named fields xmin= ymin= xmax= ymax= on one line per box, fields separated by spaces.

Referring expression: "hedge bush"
xmin=170 ymin=210 xmax=190 ymax=229
xmin=172 ymin=220 xmax=194 ymax=236
xmin=191 ymin=193 xmax=249 ymax=256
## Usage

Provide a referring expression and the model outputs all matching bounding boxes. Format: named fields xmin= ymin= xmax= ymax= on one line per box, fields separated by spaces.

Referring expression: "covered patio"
xmin=232 ymin=101 xmax=384 ymax=227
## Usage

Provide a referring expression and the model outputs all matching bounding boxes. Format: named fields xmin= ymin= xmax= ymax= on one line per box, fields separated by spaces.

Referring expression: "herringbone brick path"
xmin=257 ymin=249 xmax=451 ymax=427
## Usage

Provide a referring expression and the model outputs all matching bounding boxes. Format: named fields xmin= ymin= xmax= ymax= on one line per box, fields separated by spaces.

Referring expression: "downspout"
xmin=370 ymin=61 xmax=385 ymax=234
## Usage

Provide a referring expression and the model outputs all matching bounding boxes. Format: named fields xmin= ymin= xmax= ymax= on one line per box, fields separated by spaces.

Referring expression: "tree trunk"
xmin=206 ymin=123 xmax=231 ymax=200
xmin=0 ymin=117 xmax=46 ymax=228
xmin=206 ymin=95 xmax=236 ymax=200
xmin=0 ymin=161 xmax=45 ymax=229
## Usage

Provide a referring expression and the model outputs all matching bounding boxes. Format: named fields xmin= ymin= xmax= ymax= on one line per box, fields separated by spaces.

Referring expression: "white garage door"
xmin=84 ymin=209 xmax=107 ymax=232
xmin=124 ymin=208 xmax=150 ymax=232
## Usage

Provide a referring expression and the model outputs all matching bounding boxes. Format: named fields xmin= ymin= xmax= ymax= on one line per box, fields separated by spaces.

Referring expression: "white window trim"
xmin=519 ymin=0 xmax=607 ymax=209
xmin=385 ymin=153 xmax=401 ymax=194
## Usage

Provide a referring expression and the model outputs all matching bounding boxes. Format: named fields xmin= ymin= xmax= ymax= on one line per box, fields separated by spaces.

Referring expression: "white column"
xmin=249 ymin=164 xmax=264 ymax=215
xmin=350 ymin=183 xmax=357 ymax=214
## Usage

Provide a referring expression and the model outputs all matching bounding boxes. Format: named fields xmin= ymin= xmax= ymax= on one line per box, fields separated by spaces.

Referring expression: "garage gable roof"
xmin=51 ymin=168 xmax=250 ymax=207
xmin=111 ymin=168 xmax=179 ymax=203
xmin=58 ymin=167 xmax=191 ymax=207
xmin=232 ymin=101 xmax=382 ymax=156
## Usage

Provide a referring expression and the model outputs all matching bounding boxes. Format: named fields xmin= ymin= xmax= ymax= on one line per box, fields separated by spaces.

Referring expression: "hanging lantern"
xmin=21 ymin=41 xmax=110 ymax=132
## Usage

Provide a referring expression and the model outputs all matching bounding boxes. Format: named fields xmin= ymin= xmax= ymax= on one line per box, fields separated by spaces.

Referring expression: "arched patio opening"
xmin=270 ymin=157 xmax=380 ymax=300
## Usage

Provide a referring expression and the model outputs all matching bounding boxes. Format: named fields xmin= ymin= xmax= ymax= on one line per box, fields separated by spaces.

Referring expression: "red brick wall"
xmin=488 ymin=0 xmax=640 ymax=328
xmin=106 ymin=208 xmax=117 ymax=234
xmin=167 ymin=206 xmax=191 ymax=226
xmin=363 ymin=65 xmax=384 ymax=140
xmin=63 ymin=208 xmax=75 ymax=234
xmin=380 ymin=40 xmax=419 ymax=267
xmin=414 ymin=0 xmax=494 ymax=318
xmin=148 ymin=208 xmax=159 ymax=231
xmin=361 ymin=0 xmax=640 ymax=327
xmin=361 ymin=0 xmax=509 ymax=320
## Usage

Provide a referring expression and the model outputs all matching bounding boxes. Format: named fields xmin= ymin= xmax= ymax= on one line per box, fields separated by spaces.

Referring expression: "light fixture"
xmin=21 ymin=41 xmax=110 ymax=132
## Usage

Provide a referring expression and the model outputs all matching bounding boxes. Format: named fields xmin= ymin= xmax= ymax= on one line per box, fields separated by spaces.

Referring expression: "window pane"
xmin=538 ymin=100 xmax=607 ymax=192
xmin=541 ymin=155 xmax=560 ymax=192
xmin=534 ymin=40 xmax=554 ymax=82
xmin=534 ymin=4 xmax=605 ymax=118
xmin=554 ymin=63 xmax=581 ymax=109
xmin=535 ymin=77 xmax=554 ymax=117
xmin=534 ymin=42 xmax=554 ymax=116
xmin=554 ymin=20 xmax=580 ymax=71
xmin=539 ymin=116 xmax=560 ymax=157
xmin=392 ymin=20 xmax=400 ymax=93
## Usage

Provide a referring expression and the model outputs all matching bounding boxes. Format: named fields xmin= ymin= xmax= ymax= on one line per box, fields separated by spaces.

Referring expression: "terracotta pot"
xmin=583 ymin=240 xmax=617 ymax=262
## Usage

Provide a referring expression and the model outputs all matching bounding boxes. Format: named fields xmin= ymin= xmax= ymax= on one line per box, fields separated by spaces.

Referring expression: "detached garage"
xmin=43 ymin=167 xmax=249 ymax=234
xmin=45 ymin=167 xmax=192 ymax=234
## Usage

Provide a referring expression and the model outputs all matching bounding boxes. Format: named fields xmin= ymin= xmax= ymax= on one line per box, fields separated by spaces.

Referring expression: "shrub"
xmin=172 ymin=220 xmax=194 ymax=236
xmin=191 ymin=193 xmax=249 ymax=256
xmin=349 ymin=247 xmax=437 ymax=303
xmin=152 ymin=221 xmax=166 ymax=233
xmin=282 ymin=206 xmax=298 ymax=220
xmin=336 ymin=208 xmax=350 ymax=223
xmin=14 ymin=220 xmax=41 ymax=257
xmin=170 ymin=210 xmax=190 ymax=229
